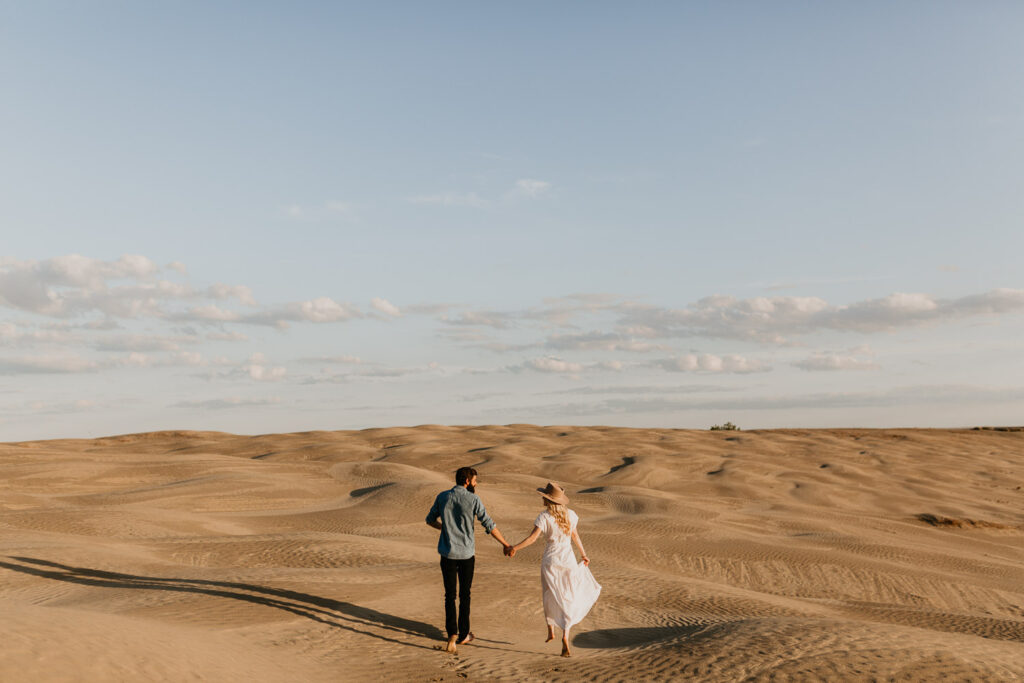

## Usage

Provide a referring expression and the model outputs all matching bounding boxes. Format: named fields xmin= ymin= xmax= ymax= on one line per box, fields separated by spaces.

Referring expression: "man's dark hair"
xmin=455 ymin=466 xmax=478 ymax=486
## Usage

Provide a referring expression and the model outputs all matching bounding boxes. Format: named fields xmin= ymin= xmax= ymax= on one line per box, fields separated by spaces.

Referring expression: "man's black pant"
xmin=440 ymin=555 xmax=475 ymax=640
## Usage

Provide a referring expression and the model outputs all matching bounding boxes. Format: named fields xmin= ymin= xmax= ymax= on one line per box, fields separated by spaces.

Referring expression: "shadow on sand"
xmin=0 ymin=556 xmax=443 ymax=650
xmin=573 ymin=624 xmax=709 ymax=649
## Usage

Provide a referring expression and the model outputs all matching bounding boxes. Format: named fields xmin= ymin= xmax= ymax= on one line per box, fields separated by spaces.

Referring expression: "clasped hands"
xmin=503 ymin=544 xmax=517 ymax=558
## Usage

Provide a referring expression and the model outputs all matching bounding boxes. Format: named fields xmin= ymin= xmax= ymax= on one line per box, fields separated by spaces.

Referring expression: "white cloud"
xmin=177 ymin=297 xmax=361 ymax=328
xmin=1 ymin=255 xmax=366 ymax=331
xmin=0 ymin=254 xmax=197 ymax=319
xmin=407 ymin=179 xmax=550 ymax=208
xmin=0 ymin=322 xmax=78 ymax=347
xmin=9 ymin=398 xmax=105 ymax=415
xmin=0 ymin=254 xmax=172 ymax=317
xmin=425 ymin=287 xmax=1017 ymax=360
xmin=171 ymin=351 xmax=205 ymax=367
xmin=619 ymin=295 xmax=827 ymax=343
xmin=522 ymin=357 xmax=585 ymax=374
xmin=206 ymin=283 xmax=257 ymax=306
xmin=404 ymin=302 xmax=458 ymax=315
xmin=45 ymin=253 xmax=159 ymax=285
xmin=439 ymin=329 xmax=494 ymax=343
xmin=118 ymin=352 xmax=152 ymax=368
xmin=424 ymin=288 xmax=1024 ymax=367
xmin=439 ymin=295 xmax=633 ymax=334
xmin=110 ymin=350 xmax=208 ymax=369
xmin=243 ymin=353 xmax=286 ymax=381
xmin=0 ymin=353 xmax=100 ymax=374
xmin=289 ymin=297 xmax=359 ymax=323
xmin=793 ymin=347 xmax=880 ymax=372
xmin=653 ymin=353 xmax=770 ymax=374
xmin=371 ymin=297 xmax=402 ymax=317
xmin=617 ymin=289 xmax=1024 ymax=342
xmin=440 ymin=311 xmax=511 ymax=329
xmin=0 ymin=346 xmax=212 ymax=375
xmin=177 ymin=305 xmax=241 ymax=323
xmin=284 ymin=200 xmax=356 ymax=220
xmin=509 ymin=178 xmax=551 ymax=198
xmin=545 ymin=332 xmax=668 ymax=353
xmin=545 ymin=384 xmax=740 ymax=396
xmin=92 ymin=333 xmax=196 ymax=352
xmin=794 ymin=355 xmax=880 ymax=371
xmin=299 ymin=354 xmax=365 ymax=365
xmin=511 ymin=356 xmax=627 ymax=375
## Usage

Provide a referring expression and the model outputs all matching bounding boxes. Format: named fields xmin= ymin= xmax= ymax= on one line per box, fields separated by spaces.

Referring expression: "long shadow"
xmin=1 ymin=556 xmax=442 ymax=650
xmin=573 ymin=625 xmax=709 ymax=649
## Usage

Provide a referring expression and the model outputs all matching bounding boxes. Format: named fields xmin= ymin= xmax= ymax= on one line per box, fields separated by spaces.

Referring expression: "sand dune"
xmin=1 ymin=425 xmax=1022 ymax=681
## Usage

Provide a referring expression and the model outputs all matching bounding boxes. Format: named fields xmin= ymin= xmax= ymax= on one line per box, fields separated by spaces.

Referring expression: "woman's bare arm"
xmin=510 ymin=526 xmax=542 ymax=556
xmin=571 ymin=529 xmax=590 ymax=566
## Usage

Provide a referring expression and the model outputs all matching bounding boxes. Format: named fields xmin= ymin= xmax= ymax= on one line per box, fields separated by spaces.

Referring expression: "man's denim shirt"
xmin=426 ymin=485 xmax=496 ymax=560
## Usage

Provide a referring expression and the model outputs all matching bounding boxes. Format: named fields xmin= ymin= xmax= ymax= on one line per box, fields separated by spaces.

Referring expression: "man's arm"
xmin=425 ymin=494 xmax=443 ymax=530
xmin=474 ymin=496 xmax=510 ymax=552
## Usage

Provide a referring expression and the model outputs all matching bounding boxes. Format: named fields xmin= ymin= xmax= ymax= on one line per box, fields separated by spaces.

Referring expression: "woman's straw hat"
xmin=537 ymin=481 xmax=569 ymax=505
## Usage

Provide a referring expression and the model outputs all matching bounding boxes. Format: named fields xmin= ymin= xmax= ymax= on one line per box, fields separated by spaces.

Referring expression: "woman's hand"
xmin=582 ymin=556 xmax=590 ymax=567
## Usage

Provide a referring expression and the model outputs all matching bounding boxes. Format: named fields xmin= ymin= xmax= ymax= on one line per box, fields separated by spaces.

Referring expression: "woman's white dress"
xmin=535 ymin=509 xmax=601 ymax=630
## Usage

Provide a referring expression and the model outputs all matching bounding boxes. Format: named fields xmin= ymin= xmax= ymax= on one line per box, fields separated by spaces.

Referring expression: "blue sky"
xmin=1 ymin=2 xmax=1023 ymax=439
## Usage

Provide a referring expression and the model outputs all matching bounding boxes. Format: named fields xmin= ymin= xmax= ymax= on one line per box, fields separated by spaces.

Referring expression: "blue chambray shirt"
xmin=426 ymin=485 xmax=496 ymax=560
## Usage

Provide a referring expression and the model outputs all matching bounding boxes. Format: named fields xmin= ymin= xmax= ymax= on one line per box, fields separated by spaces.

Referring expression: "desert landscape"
xmin=1 ymin=425 xmax=1023 ymax=681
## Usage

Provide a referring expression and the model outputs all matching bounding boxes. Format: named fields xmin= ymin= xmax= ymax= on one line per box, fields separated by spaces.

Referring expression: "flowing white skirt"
xmin=541 ymin=546 xmax=601 ymax=630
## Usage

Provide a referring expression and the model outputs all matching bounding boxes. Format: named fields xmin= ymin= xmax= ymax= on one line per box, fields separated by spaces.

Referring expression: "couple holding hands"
xmin=425 ymin=467 xmax=601 ymax=657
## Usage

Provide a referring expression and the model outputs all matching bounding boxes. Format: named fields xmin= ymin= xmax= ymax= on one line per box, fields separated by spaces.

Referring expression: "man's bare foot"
xmin=444 ymin=635 xmax=458 ymax=653
xmin=545 ymin=626 xmax=555 ymax=642
xmin=457 ymin=633 xmax=474 ymax=645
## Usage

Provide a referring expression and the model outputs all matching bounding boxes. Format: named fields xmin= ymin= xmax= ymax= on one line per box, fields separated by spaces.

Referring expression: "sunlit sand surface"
xmin=2 ymin=426 xmax=1023 ymax=681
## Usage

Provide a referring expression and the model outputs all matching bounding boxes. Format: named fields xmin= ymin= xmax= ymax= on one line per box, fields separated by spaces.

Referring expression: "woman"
xmin=510 ymin=482 xmax=601 ymax=657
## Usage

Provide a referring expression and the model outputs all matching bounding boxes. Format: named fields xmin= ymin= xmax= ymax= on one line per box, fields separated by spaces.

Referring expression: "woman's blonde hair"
xmin=544 ymin=499 xmax=572 ymax=535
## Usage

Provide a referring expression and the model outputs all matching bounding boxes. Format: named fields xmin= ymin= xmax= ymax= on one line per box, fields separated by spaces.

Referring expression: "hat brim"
xmin=537 ymin=487 xmax=569 ymax=505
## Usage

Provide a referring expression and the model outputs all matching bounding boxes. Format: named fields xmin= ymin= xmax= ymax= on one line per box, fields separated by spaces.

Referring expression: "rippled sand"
xmin=1 ymin=425 xmax=1023 ymax=681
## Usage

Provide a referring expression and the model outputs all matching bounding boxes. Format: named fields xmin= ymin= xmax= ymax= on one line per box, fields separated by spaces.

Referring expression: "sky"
xmin=1 ymin=2 xmax=1023 ymax=440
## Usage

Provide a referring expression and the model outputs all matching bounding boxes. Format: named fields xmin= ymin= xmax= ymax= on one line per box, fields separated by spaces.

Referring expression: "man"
xmin=425 ymin=466 xmax=512 ymax=653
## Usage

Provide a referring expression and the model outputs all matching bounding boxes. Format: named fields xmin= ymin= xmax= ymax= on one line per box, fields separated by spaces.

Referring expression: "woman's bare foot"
xmin=545 ymin=625 xmax=555 ymax=642
xmin=457 ymin=633 xmax=474 ymax=645
xmin=444 ymin=635 xmax=458 ymax=653
xmin=561 ymin=639 xmax=572 ymax=657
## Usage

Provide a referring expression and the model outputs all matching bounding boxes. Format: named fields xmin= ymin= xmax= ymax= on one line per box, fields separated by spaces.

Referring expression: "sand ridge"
xmin=1 ymin=425 xmax=1023 ymax=681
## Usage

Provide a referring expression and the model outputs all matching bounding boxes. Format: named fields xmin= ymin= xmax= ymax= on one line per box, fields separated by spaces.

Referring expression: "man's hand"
xmin=504 ymin=544 xmax=516 ymax=558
